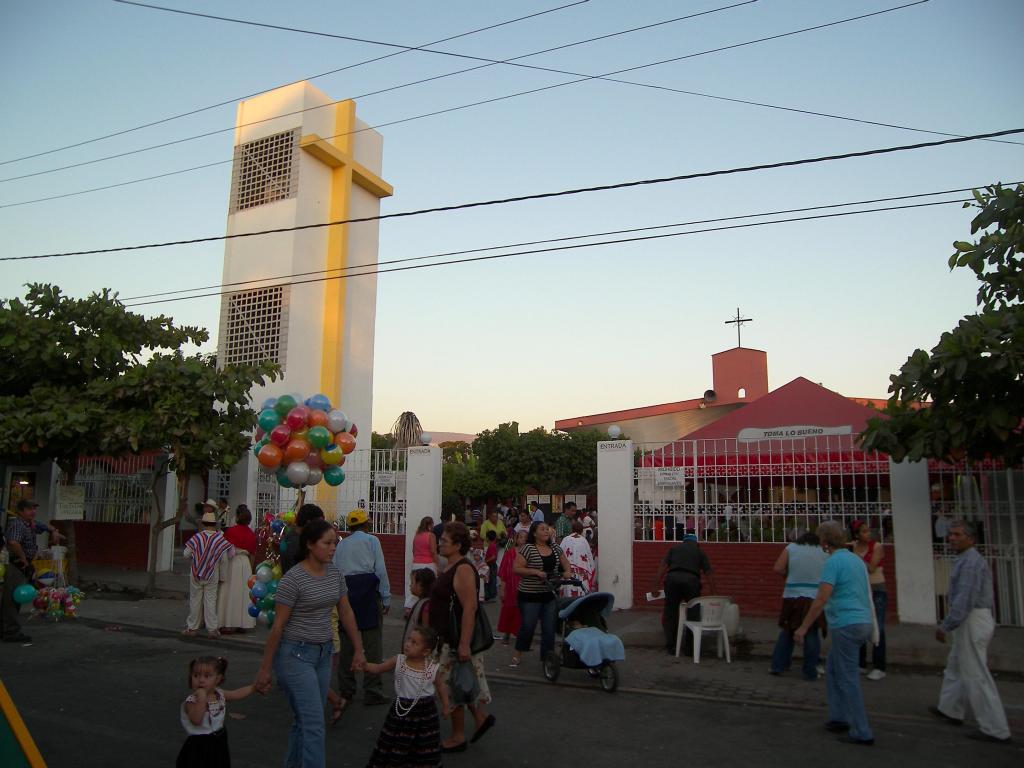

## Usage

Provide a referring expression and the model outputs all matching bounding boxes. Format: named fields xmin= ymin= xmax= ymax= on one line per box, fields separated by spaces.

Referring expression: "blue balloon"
xmin=270 ymin=519 xmax=285 ymax=533
xmin=307 ymin=393 xmax=332 ymax=412
xmin=251 ymin=581 xmax=268 ymax=599
xmin=247 ymin=604 xmax=261 ymax=618
xmin=261 ymin=396 xmax=278 ymax=411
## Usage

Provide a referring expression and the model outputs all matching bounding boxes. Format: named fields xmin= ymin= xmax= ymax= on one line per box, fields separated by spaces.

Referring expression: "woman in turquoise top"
xmin=795 ymin=521 xmax=875 ymax=746
xmin=770 ymin=532 xmax=828 ymax=679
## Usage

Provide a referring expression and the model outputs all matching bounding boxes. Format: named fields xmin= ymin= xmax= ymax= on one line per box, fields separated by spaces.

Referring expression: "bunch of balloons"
xmin=247 ymin=561 xmax=283 ymax=626
xmin=252 ymin=393 xmax=358 ymax=489
xmin=30 ymin=585 xmax=84 ymax=621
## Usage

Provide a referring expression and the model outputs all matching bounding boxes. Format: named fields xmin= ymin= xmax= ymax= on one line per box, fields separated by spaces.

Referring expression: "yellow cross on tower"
xmin=300 ymin=99 xmax=394 ymax=407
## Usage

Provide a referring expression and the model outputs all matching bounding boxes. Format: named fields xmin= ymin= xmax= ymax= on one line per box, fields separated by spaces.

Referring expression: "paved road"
xmin=2 ymin=619 xmax=1020 ymax=768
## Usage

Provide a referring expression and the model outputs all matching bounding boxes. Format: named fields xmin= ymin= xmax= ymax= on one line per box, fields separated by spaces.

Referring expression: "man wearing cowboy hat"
xmin=333 ymin=507 xmax=391 ymax=706
xmin=182 ymin=502 xmax=234 ymax=638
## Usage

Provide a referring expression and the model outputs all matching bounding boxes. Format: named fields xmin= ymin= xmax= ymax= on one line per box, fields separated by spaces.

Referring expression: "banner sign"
xmin=738 ymin=425 xmax=853 ymax=442
xmin=654 ymin=467 xmax=687 ymax=487
xmin=54 ymin=486 xmax=85 ymax=520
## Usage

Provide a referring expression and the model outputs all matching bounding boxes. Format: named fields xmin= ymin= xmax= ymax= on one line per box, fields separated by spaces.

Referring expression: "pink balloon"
xmin=286 ymin=406 xmax=310 ymax=430
xmin=270 ymin=424 xmax=292 ymax=447
xmin=305 ymin=451 xmax=324 ymax=470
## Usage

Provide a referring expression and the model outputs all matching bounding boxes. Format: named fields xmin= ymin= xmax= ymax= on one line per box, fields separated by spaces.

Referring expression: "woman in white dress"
xmin=218 ymin=505 xmax=257 ymax=633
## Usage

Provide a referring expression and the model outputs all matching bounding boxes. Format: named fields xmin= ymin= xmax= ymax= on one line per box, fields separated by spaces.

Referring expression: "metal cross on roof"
xmin=724 ymin=307 xmax=753 ymax=347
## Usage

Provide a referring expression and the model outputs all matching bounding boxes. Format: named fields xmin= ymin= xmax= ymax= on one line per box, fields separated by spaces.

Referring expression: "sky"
xmin=2 ymin=0 xmax=1022 ymax=438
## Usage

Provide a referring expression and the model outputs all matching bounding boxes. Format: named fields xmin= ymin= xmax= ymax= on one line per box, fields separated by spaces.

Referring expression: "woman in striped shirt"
xmin=254 ymin=519 xmax=365 ymax=768
xmin=510 ymin=522 xmax=570 ymax=668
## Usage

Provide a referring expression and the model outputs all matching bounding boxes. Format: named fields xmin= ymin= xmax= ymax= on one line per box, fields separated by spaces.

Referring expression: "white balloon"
xmin=256 ymin=611 xmax=269 ymax=626
xmin=256 ymin=566 xmax=273 ymax=583
xmin=607 ymin=425 xmax=622 ymax=439
xmin=286 ymin=460 xmax=311 ymax=486
xmin=326 ymin=409 xmax=349 ymax=433
xmin=306 ymin=467 xmax=323 ymax=486
xmin=419 ymin=432 xmax=432 ymax=445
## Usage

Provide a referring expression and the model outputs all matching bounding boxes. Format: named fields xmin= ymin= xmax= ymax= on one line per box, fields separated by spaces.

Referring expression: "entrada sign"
xmin=737 ymin=425 xmax=853 ymax=442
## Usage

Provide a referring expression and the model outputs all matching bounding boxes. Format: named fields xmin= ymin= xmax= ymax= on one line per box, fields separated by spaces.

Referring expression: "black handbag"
xmin=449 ymin=562 xmax=494 ymax=655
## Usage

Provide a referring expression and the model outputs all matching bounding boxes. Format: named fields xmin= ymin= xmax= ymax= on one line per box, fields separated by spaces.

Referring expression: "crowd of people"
xmin=172 ymin=499 xmax=597 ymax=767
xmin=649 ymin=517 xmax=1011 ymax=748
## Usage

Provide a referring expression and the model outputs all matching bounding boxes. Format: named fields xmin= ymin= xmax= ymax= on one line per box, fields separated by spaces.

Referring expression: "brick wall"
xmin=53 ymin=521 xmax=149 ymax=569
xmin=633 ymin=542 xmax=898 ymax=621
xmin=379 ymin=533 xmax=406 ymax=597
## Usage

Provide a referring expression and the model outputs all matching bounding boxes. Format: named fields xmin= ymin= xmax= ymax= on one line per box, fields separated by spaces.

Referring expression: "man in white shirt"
xmin=529 ymin=501 xmax=545 ymax=524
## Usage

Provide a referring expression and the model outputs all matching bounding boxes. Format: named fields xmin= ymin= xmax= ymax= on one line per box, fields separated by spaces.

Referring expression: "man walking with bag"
xmin=334 ymin=508 xmax=391 ymax=706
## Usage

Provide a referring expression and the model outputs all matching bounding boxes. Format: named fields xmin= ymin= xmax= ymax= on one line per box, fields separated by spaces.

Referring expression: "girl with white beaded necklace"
xmin=363 ymin=625 xmax=449 ymax=767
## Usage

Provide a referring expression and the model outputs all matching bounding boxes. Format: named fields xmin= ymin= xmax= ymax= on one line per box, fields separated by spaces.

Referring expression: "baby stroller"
xmin=543 ymin=580 xmax=625 ymax=693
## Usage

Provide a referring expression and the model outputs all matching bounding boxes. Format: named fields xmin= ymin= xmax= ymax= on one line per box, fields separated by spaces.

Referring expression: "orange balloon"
xmin=308 ymin=409 xmax=329 ymax=428
xmin=335 ymin=432 xmax=357 ymax=455
xmin=257 ymin=443 xmax=283 ymax=469
xmin=284 ymin=438 xmax=312 ymax=464
xmin=247 ymin=575 xmax=257 ymax=589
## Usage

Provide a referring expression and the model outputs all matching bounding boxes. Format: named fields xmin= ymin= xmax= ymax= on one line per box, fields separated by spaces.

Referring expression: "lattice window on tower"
xmin=218 ymin=286 xmax=289 ymax=370
xmin=229 ymin=128 xmax=300 ymax=212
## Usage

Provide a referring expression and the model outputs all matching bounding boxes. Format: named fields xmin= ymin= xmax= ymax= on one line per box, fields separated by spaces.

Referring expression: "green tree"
xmin=0 ymin=284 xmax=278 ymax=590
xmin=862 ymin=184 xmax=1024 ymax=463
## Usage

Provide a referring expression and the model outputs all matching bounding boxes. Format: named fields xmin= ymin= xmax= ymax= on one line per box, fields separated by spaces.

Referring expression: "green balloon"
xmin=266 ymin=609 xmax=276 ymax=626
xmin=274 ymin=394 xmax=298 ymax=416
xmin=307 ymin=425 xmax=331 ymax=449
xmin=258 ymin=409 xmax=281 ymax=431
xmin=323 ymin=465 xmax=345 ymax=487
xmin=259 ymin=596 xmax=273 ymax=610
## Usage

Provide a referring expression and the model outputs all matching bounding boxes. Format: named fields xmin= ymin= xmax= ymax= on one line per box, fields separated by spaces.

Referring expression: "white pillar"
xmin=597 ymin=440 xmax=634 ymax=610
xmin=154 ymin=469 xmax=178 ymax=572
xmin=404 ymin=447 xmax=442 ymax=580
xmin=230 ymin=454 xmax=258 ymax=527
xmin=889 ymin=459 xmax=936 ymax=624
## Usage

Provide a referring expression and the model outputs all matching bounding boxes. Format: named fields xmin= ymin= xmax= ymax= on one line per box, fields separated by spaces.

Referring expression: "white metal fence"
xmin=930 ymin=462 xmax=1024 ymax=626
xmin=633 ymin=437 xmax=892 ymax=544
xmin=59 ymin=454 xmax=162 ymax=524
xmin=259 ymin=449 xmax=408 ymax=535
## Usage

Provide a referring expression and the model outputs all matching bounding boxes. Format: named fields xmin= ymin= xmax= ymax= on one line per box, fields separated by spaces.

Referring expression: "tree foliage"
xmin=862 ymin=184 xmax=1024 ymax=463
xmin=0 ymin=284 xmax=278 ymax=589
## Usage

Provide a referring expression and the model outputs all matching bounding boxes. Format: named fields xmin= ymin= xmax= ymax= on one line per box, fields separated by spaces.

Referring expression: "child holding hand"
xmin=178 ymin=656 xmax=256 ymax=768
xmin=364 ymin=626 xmax=449 ymax=767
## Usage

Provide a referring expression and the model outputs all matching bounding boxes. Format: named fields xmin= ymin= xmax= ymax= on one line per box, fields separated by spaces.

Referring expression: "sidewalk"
xmin=77 ymin=561 xmax=1024 ymax=673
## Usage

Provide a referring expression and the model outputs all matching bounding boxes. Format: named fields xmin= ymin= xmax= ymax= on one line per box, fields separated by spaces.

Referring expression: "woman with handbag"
xmin=428 ymin=521 xmax=496 ymax=753
xmin=510 ymin=522 xmax=571 ymax=668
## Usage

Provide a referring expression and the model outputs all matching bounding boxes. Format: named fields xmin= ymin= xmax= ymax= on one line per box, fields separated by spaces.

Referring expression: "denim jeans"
xmin=273 ymin=640 xmax=333 ymax=768
xmin=771 ymin=627 xmax=821 ymax=679
xmin=826 ymin=623 xmax=874 ymax=741
xmin=858 ymin=588 xmax=887 ymax=671
xmin=515 ymin=597 xmax=557 ymax=659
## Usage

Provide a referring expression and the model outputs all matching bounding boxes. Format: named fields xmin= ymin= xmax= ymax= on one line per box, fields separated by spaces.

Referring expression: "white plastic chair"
xmin=675 ymin=596 xmax=731 ymax=663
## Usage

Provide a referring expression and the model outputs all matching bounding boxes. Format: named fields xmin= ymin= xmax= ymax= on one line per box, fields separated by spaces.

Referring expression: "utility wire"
xmin=0 ymin=0 xmax=589 ymax=167
xmin=6 ymin=127 xmax=1020 ymax=262
xmin=1 ymin=2 xmax=754 ymax=184
xmin=0 ymin=2 xmax=959 ymax=210
xmin=120 ymin=182 xmax=1010 ymax=303
xmin=121 ymin=198 xmax=974 ymax=308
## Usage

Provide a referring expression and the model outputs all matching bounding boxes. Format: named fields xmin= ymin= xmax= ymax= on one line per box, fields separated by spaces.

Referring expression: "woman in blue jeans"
xmin=795 ymin=521 xmax=877 ymax=746
xmin=770 ymin=531 xmax=828 ymax=679
xmin=255 ymin=519 xmax=366 ymax=768
xmin=510 ymin=522 xmax=570 ymax=667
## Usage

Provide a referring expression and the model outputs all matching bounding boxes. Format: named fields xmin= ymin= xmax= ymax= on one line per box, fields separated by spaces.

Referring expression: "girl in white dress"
xmin=177 ymin=656 xmax=255 ymax=767
xmin=364 ymin=627 xmax=449 ymax=767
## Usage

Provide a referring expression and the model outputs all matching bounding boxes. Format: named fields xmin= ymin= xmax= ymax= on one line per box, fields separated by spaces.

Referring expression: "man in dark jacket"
xmin=652 ymin=532 xmax=715 ymax=654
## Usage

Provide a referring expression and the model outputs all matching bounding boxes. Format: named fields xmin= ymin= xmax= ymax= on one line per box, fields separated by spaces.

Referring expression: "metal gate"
xmin=634 ymin=436 xmax=892 ymax=544
xmin=259 ymin=449 xmax=408 ymax=535
xmin=930 ymin=462 xmax=1024 ymax=626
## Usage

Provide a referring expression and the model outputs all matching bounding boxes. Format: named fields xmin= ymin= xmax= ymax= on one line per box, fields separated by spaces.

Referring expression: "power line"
xmin=6 ymin=128 xmax=1020 ymax=262
xmin=1 ymin=2 xmax=754 ymax=184
xmin=0 ymin=2 xmax=960 ymax=211
xmin=0 ymin=0 xmax=589 ymax=167
xmin=119 ymin=182 xmax=1009 ymax=303
xmin=121 ymin=197 xmax=975 ymax=308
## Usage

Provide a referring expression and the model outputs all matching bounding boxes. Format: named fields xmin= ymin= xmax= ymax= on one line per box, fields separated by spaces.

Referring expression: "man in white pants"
xmin=182 ymin=510 xmax=234 ymax=639
xmin=930 ymin=520 xmax=1011 ymax=744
